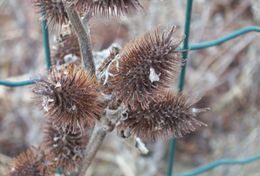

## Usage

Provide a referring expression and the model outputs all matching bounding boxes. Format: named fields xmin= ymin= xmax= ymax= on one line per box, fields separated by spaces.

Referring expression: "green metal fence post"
xmin=40 ymin=3 xmax=51 ymax=69
xmin=167 ymin=0 xmax=193 ymax=175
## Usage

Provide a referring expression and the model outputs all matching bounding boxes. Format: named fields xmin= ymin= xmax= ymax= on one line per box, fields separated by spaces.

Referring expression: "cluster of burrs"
xmin=8 ymin=1 xmax=208 ymax=175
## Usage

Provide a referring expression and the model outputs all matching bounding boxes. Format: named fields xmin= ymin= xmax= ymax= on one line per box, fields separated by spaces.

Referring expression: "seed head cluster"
xmin=33 ymin=64 xmax=103 ymax=131
xmin=33 ymin=0 xmax=68 ymax=28
xmin=33 ymin=0 xmax=142 ymax=28
xmin=109 ymin=27 xmax=183 ymax=109
xmin=8 ymin=148 xmax=53 ymax=176
xmin=11 ymin=1 xmax=210 ymax=174
xmin=68 ymin=0 xmax=143 ymax=16
xmin=118 ymin=92 xmax=207 ymax=140
xmin=43 ymin=121 xmax=88 ymax=174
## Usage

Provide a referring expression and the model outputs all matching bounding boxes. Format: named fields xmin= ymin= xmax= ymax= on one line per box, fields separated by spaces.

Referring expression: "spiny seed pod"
xmin=8 ymin=148 xmax=53 ymax=176
xmin=118 ymin=92 xmax=208 ymax=140
xmin=109 ymin=26 xmax=183 ymax=110
xmin=43 ymin=121 xmax=88 ymax=174
xmin=32 ymin=64 xmax=103 ymax=131
xmin=68 ymin=0 xmax=143 ymax=16
xmin=33 ymin=0 xmax=68 ymax=28
xmin=52 ymin=33 xmax=81 ymax=66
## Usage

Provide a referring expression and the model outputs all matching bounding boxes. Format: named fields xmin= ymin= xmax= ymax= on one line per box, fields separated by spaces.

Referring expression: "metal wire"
xmin=0 ymin=80 xmax=35 ymax=87
xmin=176 ymin=154 xmax=260 ymax=176
xmin=167 ymin=1 xmax=193 ymax=175
xmin=190 ymin=26 xmax=260 ymax=50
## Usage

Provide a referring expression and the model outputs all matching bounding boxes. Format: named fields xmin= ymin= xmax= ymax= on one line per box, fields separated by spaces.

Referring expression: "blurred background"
xmin=0 ymin=0 xmax=260 ymax=175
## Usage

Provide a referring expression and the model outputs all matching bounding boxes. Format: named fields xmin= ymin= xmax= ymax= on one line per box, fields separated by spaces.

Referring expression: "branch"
xmin=64 ymin=3 xmax=95 ymax=76
xmin=79 ymin=122 xmax=107 ymax=176
xmin=78 ymin=107 xmax=125 ymax=176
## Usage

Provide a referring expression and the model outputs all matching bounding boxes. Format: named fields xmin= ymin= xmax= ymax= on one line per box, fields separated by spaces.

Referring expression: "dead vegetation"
xmin=0 ymin=0 xmax=259 ymax=175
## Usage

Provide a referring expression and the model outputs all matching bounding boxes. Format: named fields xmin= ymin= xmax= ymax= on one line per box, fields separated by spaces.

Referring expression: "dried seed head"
xmin=33 ymin=0 xmax=68 ymax=28
xmin=43 ymin=121 xmax=88 ymax=174
xmin=52 ymin=33 xmax=81 ymax=66
xmin=109 ymin=26 xmax=183 ymax=109
xmin=8 ymin=148 xmax=41 ymax=176
xmin=32 ymin=64 xmax=104 ymax=131
xmin=8 ymin=148 xmax=54 ymax=176
xmin=67 ymin=0 xmax=143 ymax=16
xmin=118 ymin=92 xmax=208 ymax=140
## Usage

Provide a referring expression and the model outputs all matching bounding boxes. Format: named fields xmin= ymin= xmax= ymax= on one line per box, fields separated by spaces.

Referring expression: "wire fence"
xmin=0 ymin=0 xmax=260 ymax=175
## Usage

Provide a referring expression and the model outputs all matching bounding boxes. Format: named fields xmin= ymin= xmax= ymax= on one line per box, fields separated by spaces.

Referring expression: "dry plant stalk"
xmin=63 ymin=3 xmax=96 ymax=75
xmin=7 ymin=1 xmax=209 ymax=176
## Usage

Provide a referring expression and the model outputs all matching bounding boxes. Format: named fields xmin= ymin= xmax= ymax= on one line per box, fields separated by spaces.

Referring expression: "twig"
xmin=78 ymin=107 xmax=125 ymax=176
xmin=63 ymin=3 xmax=95 ymax=76
xmin=79 ymin=122 xmax=107 ymax=176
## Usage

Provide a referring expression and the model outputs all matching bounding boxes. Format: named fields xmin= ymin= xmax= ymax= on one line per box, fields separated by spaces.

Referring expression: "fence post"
xmin=40 ymin=2 xmax=51 ymax=69
xmin=167 ymin=0 xmax=193 ymax=175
